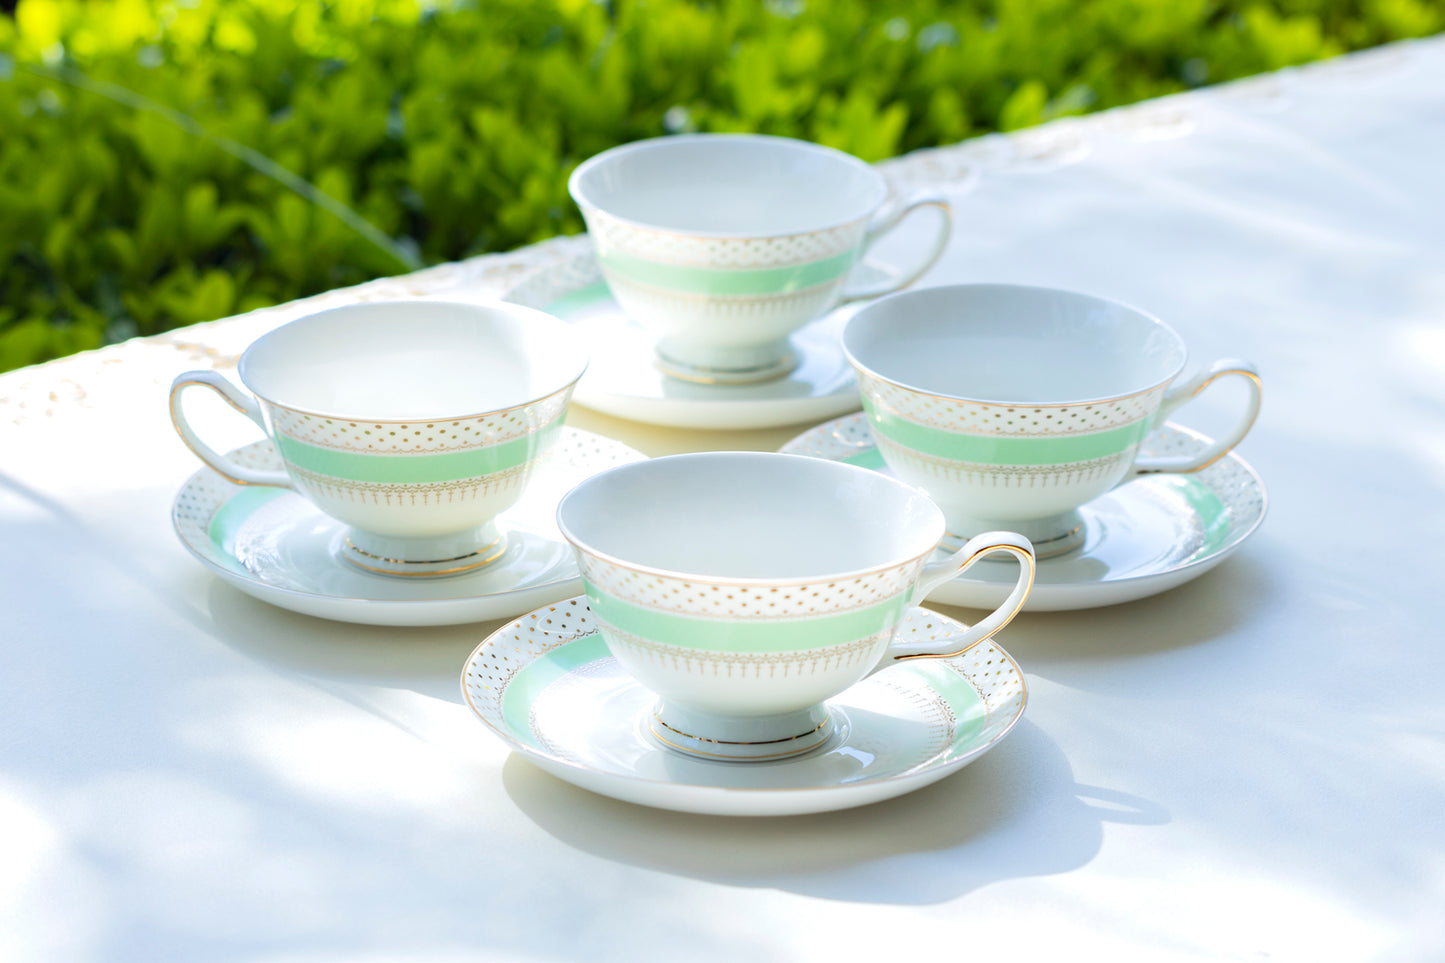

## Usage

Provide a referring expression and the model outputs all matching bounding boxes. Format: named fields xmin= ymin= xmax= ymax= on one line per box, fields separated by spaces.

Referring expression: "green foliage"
xmin=2 ymin=0 xmax=1439 ymax=372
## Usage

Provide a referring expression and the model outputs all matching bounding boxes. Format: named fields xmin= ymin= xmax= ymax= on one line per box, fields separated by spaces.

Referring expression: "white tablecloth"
xmin=3 ymin=37 xmax=1443 ymax=962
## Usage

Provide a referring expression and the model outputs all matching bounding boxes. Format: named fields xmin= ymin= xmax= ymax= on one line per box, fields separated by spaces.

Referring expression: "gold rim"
xmin=340 ymin=536 xmax=509 ymax=577
xmin=260 ymin=382 xmax=577 ymax=427
xmin=651 ymin=711 xmax=832 ymax=746
xmin=653 ymin=350 xmax=799 ymax=386
xmin=648 ymin=715 xmax=833 ymax=761
xmin=854 ymin=365 xmax=1177 ymax=410
xmin=1179 ymin=368 xmax=1262 ymax=474
xmin=894 ymin=544 xmax=1035 ymax=662
xmin=169 ymin=378 xmax=274 ymax=488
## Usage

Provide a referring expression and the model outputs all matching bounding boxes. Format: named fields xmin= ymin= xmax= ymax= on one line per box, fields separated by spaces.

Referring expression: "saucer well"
xmin=461 ymin=597 xmax=1027 ymax=817
xmin=501 ymin=248 xmax=882 ymax=430
xmin=172 ymin=428 xmax=646 ymax=626
xmin=781 ymin=413 xmax=1267 ymax=612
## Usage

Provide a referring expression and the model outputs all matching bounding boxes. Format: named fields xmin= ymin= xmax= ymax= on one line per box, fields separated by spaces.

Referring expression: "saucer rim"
xmin=780 ymin=413 xmax=1268 ymax=603
xmin=460 ymin=596 xmax=1028 ymax=814
xmin=171 ymin=427 xmax=645 ymax=616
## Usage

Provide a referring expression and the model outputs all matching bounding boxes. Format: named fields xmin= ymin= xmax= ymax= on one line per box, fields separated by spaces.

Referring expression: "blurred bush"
xmin=2 ymin=0 xmax=1439 ymax=372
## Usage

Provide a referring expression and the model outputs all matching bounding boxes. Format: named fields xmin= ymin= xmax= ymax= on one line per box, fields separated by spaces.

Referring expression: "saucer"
xmin=172 ymin=428 xmax=646 ymax=626
xmin=501 ymin=248 xmax=879 ymax=430
xmin=461 ymin=597 xmax=1027 ymax=817
xmin=781 ymin=413 xmax=1267 ymax=612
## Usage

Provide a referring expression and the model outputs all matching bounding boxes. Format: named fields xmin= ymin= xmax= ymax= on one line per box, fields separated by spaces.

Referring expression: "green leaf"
xmin=1000 ymin=80 xmax=1049 ymax=131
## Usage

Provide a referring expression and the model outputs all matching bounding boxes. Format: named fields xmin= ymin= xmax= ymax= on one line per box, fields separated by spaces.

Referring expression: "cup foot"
xmin=654 ymin=340 xmax=798 ymax=385
xmin=649 ymin=702 xmax=834 ymax=761
xmin=942 ymin=511 xmax=1085 ymax=560
xmin=339 ymin=524 xmax=507 ymax=577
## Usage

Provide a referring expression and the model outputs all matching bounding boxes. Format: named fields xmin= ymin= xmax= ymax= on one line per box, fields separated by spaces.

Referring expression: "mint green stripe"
xmin=583 ymin=580 xmax=908 ymax=653
xmin=1157 ymin=475 xmax=1232 ymax=558
xmin=841 ymin=448 xmax=888 ymax=471
xmin=907 ymin=661 xmax=988 ymax=754
xmin=208 ymin=486 xmax=287 ymax=563
xmin=598 ymin=245 xmax=860 ymax=296
xmin=274 ymin=418 xmax=562 ymax=483
xmin=863 ymin=399 xmax=1148 ymax=466
xmin=545 ymin=281 xmax=612 ymax=318
xmin=501 ymin=633 xmax=610 ymax=746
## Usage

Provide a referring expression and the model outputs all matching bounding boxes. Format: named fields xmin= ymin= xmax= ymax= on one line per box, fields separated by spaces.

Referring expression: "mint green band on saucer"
xmin=863 ymin=400 xmax=1149 ymax=466
xmin=502 ymin=633 xmax=610 ymax=746
xmin=582 ymin=581 xmax=908 ymax=653
xmin=597 ymin=245 xmax=860 ymax=296
xmin=274 ymin=417 xmax=562 ymax=484
xmin=1156 ymin=475 xmax=1231 ymax=556
xmin=208 ymin=486 xmax=287 ymax=560
xmin=546 ymin=281 xmax=612 ymax=318
xmin=841 ymin=448 xmax=888 ymax=472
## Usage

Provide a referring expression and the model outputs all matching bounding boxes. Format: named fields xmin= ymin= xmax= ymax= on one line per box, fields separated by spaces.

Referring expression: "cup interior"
xmin=557 ymin=452 xmax=943 ymax=580
xmin=844 ymin=284 xmax=1187 ymax=404
xmin=239 ymin=301 xmax=587 ymax=420
xmin=569 ymin=135 xmax=886 ymax=236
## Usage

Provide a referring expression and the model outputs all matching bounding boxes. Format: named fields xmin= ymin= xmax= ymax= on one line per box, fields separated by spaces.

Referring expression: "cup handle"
xmin=838 ymin=191 xmax=953 ymax=304
xmin=169 ymin=371 xmax=294 ymax=488
xmin=872 ymin=532 xmax=1035 ymax=669
xmin=1127 ymin=359 xmax=1262 ymax=479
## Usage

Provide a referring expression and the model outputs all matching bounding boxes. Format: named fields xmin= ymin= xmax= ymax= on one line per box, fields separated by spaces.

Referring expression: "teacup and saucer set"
xmin=782 ymin=283 xmax=1267 ymax=611
xmin=169 ymin=299 xmax=645 ymax=626
xmin=502 ymin=134 xmax=952 ymax=429
xmin=462 ymin=452 xmax=1034 ymax=816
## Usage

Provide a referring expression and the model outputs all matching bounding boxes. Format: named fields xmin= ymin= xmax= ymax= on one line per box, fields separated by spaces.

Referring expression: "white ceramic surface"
xmin=502 ymin=248 xmax=876 ymax=429
xmin=781 ymin=413 xmax=1266 ymax=611
xmin=171 ymin=428 xmax=645 ymax=626
xmin=569 ymin=134 xmax=950 ymax=383
xmin=170 ymin=300 xmax=588 ymax=575
xmin=554 ymin=452 xmax=1032 ymax=759
xmin=461 ymin=598 xmax=1027 ymax=816
xmin=843 ymin=283 xmax=1261 ymax=556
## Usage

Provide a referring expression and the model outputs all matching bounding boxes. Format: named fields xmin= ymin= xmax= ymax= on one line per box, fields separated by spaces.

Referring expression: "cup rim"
xmin=567 ymin=133 xmax=888 ymax=240
xmin=555 ymin=451 xmax=946 ymax=586
xmin=842 ymin=282 xmax=1189 ymax=408
xmin=235 ymin=299 xmax=588 ymax=423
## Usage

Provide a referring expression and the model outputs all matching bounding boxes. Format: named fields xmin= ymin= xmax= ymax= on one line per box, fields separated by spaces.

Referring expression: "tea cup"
xmin=568 ymin=133 xmax=952 ymax=384
xmin=555 ymin=451 xmax=1034 ymax=761
xmin=170 ymin=299 xmax=588 ymax=576
xmin=842 ymin=283 xmax=1262 ymax=557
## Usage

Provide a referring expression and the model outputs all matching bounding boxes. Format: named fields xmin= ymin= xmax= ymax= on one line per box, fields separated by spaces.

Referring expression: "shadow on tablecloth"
xmin=503 ymin=719 xmax=1168 ymax=905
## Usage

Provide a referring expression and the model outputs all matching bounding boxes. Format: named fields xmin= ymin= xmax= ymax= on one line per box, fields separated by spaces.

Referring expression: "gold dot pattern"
xmin=576 ymin=554 xmax=923 ymax=619
xmin=858 ymin=371 xmax=1165 ymax=436
xmin=463 ymin=598 xmax=596 ymax=722
xmin=598 ymin=621 xmax=890 ymax=679
xmin=267 ymin=388 xmax=570 ymax=454
xmin=287 ymin=459 xmax=537 ymax=507
xmin=585 ymin=211 xmax=864 ymax=268
xmin=602 ymin=273 xmax=845 ymax=313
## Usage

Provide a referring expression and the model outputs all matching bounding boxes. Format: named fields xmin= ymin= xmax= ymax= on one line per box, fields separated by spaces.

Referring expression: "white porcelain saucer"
xmin=172 ymin=428 xmax=645 ymax=626
xmin=501 ymin=249 xmax=884 ymax=430
xmin=461 ymin=597 xmax=1026 ymax=817
xmin=782 ymin=413 xmax=1267 ymax=611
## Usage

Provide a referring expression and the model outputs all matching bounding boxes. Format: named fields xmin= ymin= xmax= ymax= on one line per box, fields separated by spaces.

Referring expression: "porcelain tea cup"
xmin=170 ymin=299 xmax=588 ymax=576
xmin=568 ymin=133 xmax=952 ymax=385
xmin=555 ymin=451 xmax=1034 ymax=761
xmin=843 ymin=283 xmax=1262 ymax=558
